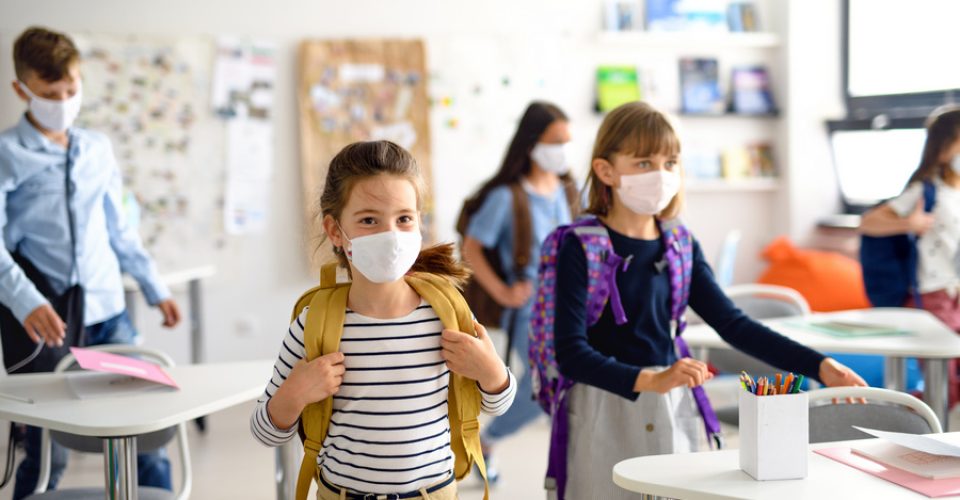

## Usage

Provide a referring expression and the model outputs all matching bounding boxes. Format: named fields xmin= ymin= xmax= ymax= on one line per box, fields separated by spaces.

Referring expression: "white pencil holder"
xmin=738 ymin=390 xmax=808 ymax=480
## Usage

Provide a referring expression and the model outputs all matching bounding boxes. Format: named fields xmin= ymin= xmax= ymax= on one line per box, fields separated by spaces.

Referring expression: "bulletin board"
xmin=72 ymin=34 xmax=225 ymax=270
xmin=297 ymin=39 xmax=433 ymax=268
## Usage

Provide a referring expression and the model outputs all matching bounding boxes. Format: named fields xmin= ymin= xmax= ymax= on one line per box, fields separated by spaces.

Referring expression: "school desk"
xmin=0 ymin=359 xmax=271 ymax=500
xmin=613 ymin=432 xmax=960 ymax=499
xmin=682 ymin=308 xmax=960 ymax=431
xmin=124 ymin=266 xmax=216 ymax=431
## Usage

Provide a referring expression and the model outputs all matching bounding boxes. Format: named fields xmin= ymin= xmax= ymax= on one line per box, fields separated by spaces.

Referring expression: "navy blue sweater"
xmin=554 ymin=224 xmax=826 ymax=400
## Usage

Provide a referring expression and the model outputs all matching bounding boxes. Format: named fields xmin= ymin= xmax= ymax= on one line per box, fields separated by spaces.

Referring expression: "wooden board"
xmin=298 ymin=39 xmax=433 ymax=271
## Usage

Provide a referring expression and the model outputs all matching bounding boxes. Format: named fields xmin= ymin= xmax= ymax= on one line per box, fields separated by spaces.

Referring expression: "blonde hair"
xmin=319 ymin=140 xmax=469 ymax=284
xmin=585 ymin=102 xmax=684 ymax=219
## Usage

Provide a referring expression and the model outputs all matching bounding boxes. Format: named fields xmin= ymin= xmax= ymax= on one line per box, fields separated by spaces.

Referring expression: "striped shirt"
xmin=250 ymin=300 xmax=516 ymax=494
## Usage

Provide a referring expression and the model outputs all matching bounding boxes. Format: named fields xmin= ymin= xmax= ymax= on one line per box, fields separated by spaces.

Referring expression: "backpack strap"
xmin=406 ymin=273 xmax=490 ymax=500
xmin=294 ymin=263 xmax=349 ymax=500
xmin=571 ymin=218 xmax=629 ymax=326
xmin=911 ymin=180 xmax=938 ymax=308
xmin=509 ymin=182 xmax=533 ymax=276
xmin=660 ymin=220 xmax=723 ymax=449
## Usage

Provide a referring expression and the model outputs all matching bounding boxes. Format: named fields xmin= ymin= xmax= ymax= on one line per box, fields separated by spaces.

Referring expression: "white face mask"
xmin=530 ymin=143 xmax=569 ymax=174
xmin=951 ymin=154 xmax=960 ymax=175
xmin=616 ymin=170 xmax=681 ymax=215
xmin=18 ymin=80 xmax=83 ymax=132
xmin=341 ymin=228 xmax=422 ymax=283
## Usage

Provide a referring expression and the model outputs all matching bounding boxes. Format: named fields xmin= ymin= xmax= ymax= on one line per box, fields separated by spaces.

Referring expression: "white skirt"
xmin=562 ymin=378 xmax=705 ymax=500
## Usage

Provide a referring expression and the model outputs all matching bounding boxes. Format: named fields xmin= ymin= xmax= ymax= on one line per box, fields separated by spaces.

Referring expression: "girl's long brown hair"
xmin=319 ymin=140 xmax=470 ymax=285
xmin=906 ymin=107 xmax=960 ymax=185
xmin=584 ymin=101 xmax=684 ymax=219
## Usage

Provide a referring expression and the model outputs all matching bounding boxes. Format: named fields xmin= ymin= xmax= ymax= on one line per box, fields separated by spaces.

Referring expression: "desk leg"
xmin=124 ymin=290 xmax=137 ymax=325
xmin=884 ymin=357 xmax=906 ymax=391
xmin=923 ymin=359 xmax=950 ymax=431
xmin=189 ymin=279 xmax=204 ymax=364
xmin=276 ymin=441 xmax=301 ymax=500
xmin=105 ymin=437 xmax=139 ymax=500
xmin=189 ymin=279 xmax=207 ymax=432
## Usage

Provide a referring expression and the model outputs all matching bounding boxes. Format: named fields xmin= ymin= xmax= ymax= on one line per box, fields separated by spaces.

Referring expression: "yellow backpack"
xmin=290 ymin=263 xmax=489 ymax=500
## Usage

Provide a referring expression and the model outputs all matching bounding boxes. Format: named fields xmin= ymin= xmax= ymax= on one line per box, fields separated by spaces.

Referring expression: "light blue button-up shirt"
xmin=0 ymin=115 xmax=170 ymax=326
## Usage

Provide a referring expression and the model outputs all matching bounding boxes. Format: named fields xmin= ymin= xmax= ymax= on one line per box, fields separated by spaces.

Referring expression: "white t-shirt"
xmin=888 ymin=178 xmax=960 ymax=293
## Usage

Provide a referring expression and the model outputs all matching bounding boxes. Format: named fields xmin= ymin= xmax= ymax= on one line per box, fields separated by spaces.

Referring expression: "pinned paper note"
xmin=70 ymin=348 xmax=179 ymax=388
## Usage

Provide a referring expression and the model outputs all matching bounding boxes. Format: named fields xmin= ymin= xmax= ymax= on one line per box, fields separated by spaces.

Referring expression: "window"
xmin=844 ymin=0 xmax=960 ymax=118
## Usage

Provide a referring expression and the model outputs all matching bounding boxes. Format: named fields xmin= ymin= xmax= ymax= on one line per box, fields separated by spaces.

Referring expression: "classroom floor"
xmin=0 ymin=382 xmax=957 ymax=499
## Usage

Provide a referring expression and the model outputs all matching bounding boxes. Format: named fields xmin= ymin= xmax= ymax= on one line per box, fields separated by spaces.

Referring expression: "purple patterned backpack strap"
xmin=661 ymin=219 xmax=724 ymax=449
xmin=571 ymin=222 xmax=630 ymax=325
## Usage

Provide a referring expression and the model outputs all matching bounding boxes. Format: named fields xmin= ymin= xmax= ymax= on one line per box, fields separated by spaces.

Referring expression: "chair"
xmin=713 ymin=229 xmax=742 ymax=289
xmin=706 ymin=284 xmax=810 ymax=426
xmin=27 ymin=345 xmax=192 ymax=500
xmin=808 ymin=386 xmax=942 ymax=443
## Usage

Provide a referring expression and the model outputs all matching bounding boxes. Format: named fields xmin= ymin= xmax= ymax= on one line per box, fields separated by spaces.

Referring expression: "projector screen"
xmin=847 ymin=0 xmax=960 ymax=98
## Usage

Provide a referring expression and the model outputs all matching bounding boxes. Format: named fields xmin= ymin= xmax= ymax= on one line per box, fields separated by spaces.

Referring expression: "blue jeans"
xmin=13 ymin=311 xmax=172 ymax=500
xmin=483 ymin=304 xmax=545 ymax=443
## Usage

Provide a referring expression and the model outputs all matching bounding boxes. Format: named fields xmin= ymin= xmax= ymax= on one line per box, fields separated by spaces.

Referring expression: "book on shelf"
xmin=720 ymin=143 xmax=775 ymax=179
xmin=747 ymin=143 xmax=775 ymax=177
xmin=730 ymin=66 xmax=776 ymax=115
xmin=646 ymin=0 xmax=728 ymax=32
xmin=727 ymin=2 xmax=760 ymax=32
xmin=596 ymin=65 xmax=641 ymax=112
xmin=603 ymin=0 xmax=642 ymax=32
xmin=679 ymin=57 xmax=723 ymax=115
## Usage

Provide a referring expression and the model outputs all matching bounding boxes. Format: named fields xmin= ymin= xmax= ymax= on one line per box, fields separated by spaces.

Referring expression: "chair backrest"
xmin=724 ymin=284 xmax=811 ymax=319
xmin=807 ymin=386 xmax=942 ymax=444
xmin=714 ymin=230 xmax=742 ymax=288
xmin=707 ymin=284 xmax=811 ymax=376
xmin=33 ymin=345 xmax=192 ymax=500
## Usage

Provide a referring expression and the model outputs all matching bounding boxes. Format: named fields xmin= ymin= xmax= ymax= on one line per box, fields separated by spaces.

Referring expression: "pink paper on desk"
xmin=69 ymin=347 xmax=178 ymax=389
xmin=815 ymin=447 xmax=960 ymax=498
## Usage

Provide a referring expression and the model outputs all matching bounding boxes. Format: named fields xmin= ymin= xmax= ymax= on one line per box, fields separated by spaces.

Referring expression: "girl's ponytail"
xmin=410 ymin=243 xmax=470 ymax=287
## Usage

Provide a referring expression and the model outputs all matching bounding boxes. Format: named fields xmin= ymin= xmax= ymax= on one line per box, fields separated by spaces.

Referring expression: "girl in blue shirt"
xmin=461 ymin=101 xmax=578 ymax=481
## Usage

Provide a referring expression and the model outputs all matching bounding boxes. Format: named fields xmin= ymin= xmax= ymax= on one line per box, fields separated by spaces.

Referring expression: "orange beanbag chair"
xmin=756 ymin=236 xmax=870 ymax=312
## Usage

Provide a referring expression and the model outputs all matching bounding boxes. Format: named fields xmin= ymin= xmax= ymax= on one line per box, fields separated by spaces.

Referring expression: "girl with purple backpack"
xmin=548 ymin=102 xmax=865 ymax=499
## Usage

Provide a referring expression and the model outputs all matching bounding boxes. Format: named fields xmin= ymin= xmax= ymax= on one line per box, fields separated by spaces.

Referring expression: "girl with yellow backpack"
xmin=250 ymin=141 xmax=515 ymax=500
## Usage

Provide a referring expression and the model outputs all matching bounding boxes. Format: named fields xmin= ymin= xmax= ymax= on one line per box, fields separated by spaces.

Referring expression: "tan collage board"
xmin=297 ymin=39 xmax=433 ymax=270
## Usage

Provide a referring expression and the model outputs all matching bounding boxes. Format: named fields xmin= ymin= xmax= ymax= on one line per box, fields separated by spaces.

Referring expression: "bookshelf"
xmin=685 ymin=178 xmax=779 ymax=193
xmin=597 ymin=31 xmax=781 ymax=49
xmin=590 ymin=1 xmax=790 ymax=284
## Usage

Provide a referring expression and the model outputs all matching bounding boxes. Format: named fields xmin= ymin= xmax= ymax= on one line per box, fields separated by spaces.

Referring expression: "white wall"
xmin=0 ymin=0 xmax=847 ymax=362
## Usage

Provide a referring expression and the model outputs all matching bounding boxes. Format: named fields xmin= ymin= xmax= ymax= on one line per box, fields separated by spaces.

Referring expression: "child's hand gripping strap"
xmin=406 ymin=273 xmax=490 ymax=500
xmin=294 ymin=263 xmax=348 ymax=500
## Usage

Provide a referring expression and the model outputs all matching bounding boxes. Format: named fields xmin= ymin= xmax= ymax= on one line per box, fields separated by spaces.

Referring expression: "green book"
xmin=597 ymin=66 xmax=640 ymax=112
xmin=787 ymin=320 xmax=910 ymax=338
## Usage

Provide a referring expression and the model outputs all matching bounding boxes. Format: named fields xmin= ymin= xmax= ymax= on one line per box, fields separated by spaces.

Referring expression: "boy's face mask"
xmin=340 ymin=226 xmax=422 ymax=283
xmin=18 ymin=79 xmax=83 ymax=132
xmin=616 ymin=170 xmax=681 ymax=215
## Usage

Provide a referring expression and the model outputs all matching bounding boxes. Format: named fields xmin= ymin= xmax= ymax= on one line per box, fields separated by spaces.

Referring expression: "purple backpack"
xmin=528 ymin=216 xmax=722 ymax=499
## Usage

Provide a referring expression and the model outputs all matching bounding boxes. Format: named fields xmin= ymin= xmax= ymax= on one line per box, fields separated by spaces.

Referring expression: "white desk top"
xmin=613 ymin=434 xmax=960 ymax=499
xmin=683 ymin=308 xmax=960 ymax=359
xmin=122 ymin=265 xmax=216 ymax=292
xmin=0 ymin=359 xmax=271 ymax=437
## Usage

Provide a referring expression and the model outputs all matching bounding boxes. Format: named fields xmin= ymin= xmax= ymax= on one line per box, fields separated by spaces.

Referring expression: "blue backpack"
xmin=860 ymin=180 xmax=936 ymax=307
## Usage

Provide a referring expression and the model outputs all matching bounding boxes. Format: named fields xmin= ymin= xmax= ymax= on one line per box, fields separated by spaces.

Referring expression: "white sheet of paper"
xmin=853 ymin=426 xmax=960 ymax=458
xmin=67 ymin=372 xmax=175 ymax=400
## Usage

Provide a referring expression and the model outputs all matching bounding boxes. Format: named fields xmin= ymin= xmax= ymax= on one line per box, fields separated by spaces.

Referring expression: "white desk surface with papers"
xmin=613 ymin=432 xmax=960 ymax=500
xmin=684 ymin=308 xmax=960 ymax=430
xmin=0 ymin=360 xmax=272 ymax=499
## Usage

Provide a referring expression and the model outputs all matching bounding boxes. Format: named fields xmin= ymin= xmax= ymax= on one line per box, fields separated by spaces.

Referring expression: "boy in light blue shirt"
xmin=0 ymin=26 xmax=182 ymax=498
